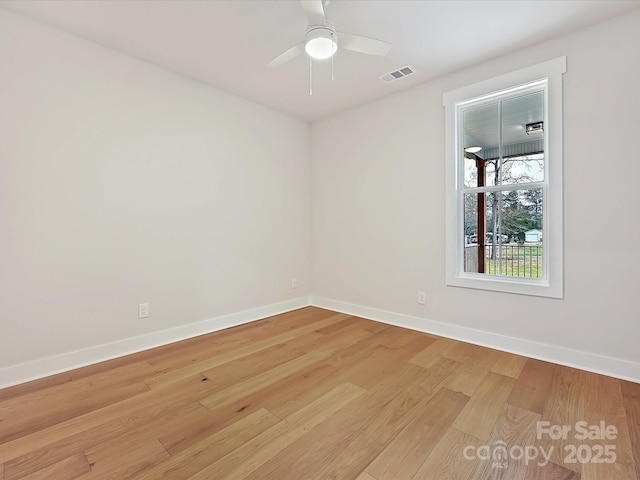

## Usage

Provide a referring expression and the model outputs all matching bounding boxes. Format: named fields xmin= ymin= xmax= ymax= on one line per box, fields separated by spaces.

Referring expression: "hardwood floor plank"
xmin=0 ymin=307 xmax=637 ymax=480
xmin=408 ymin=427 xmax=484 ymax=480
xmin=621 ymin=380 xmax=640 ymax=398
xmin=143 ymin=312 xmax=322 ymax=374
xmin=198 ymin=348 xmax=335 ymax=412
xmin=444 ymin=345 xmax=501 ymax=396
xmin=11 ymin=453 xmax=91 ymax=480
xmin=396 ymin=335 xmax=442 ymax=361
xmin=325 ymin=333 xmax=387 ymax=369
xmin=326 ymin=334 xmax=437 ymax=392
xmin=166 ymin=330 xmax=370 ymax=442
xmin=507 ymin=358 xmax=555 ymax=414
xmin=157 ymin=356 xmax=337 ymax=456
xmin=490 ymin=351 xmax=528 ymax=378
xmin=539 ymin=364 xmax=588 ymax=474
xmin=284 ymin=382 xmax=367 ymax=429
xmin=0 ymin=372 xmax=71 ymax=402
xmin=157 ymin=404 xmax=256 ymax=457
xmin=240 ymin=363 xmax=426 ymax=480
xmin=314 ymin=315 xmax=362 ymax=335
xmin=3 ymin=401 xmax=209 ymax=479
xmin=246 ymin=361 xmax=339 ymax=419
xmin=139 ymin=311 xmax=302 ymax=372
xmin=184 ymin=421 xmax=297 ymax=480
xmin=408 ymin=337 xmax=458 ymax=369
xmin=469 ymin=403 xmax=541 ymax=480
xmin=325 ymin=361 xmax=428 ymax=435
xmin=143 ymin=311 xmax=350 ymax=388
xmin=355 ymin=472 xmax=378 ymax=480
xmin=195 ymin=332 xmax=324 ymax=392
xmin=362 ymin=354 xmax=462 ymax=449
xmin=622 ymin=380 xmax=640 ymax=480
xmin=132 ymin=408 xmax=280 ymax=480
xmin=451 ymin=372 xmax=516 ymax=441
xmin=305 ymin=430 xmax=382 ymax=480
xmin=580 ymin=372 xmax=637 ymax=480
xmin=365 ymin=388 xmax=469 ymax=480
xmin=525 ymin=461 xmax=582 ymax=480
xmin=0 ymin=377 xmax=150 ymax=445
xmin=444 ymin=342 xmax=493 ymax=364
xmin=338 ymin=345 xmax=413 ymax=389
xmin=0 ymin=368 xmax=219 ymax=472
xmin=239 ymin=423 xmax=379 ymax=480
xmin=366 ymin=327 xmax=429 ymax=349
xmin=363 ymin=383 xmax=433 ymax=444
xmin=158 ymin=358 xmax=340 ymax=456
xmin=184 ymin=383 xmax=366 ymax=480
xmin=412 ymin=356 xmax=460 ymax=392
xmin=82 ymin=438 xmax=169 ymax=480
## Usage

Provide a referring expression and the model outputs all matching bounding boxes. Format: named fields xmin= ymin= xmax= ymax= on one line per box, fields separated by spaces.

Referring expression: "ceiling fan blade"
xmin=300 ymin=0 xmax=326 ymax=25
xmin=339 ymin=32 xmax=391 ymax=56
xmin=267 ymin=44 xmax=304 ymax=68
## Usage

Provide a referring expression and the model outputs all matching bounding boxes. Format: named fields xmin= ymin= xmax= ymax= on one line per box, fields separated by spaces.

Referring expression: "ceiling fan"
xmin=267 ymin=0 xmax=392 ymax=68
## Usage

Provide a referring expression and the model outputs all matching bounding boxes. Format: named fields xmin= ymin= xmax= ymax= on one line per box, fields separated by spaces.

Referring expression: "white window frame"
xmin=443 ymin=57 xmax=566 ymax=298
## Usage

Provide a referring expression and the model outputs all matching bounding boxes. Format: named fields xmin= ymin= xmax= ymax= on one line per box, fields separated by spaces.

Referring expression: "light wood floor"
xmin=1 ymin=307 xmax=639 ymax=480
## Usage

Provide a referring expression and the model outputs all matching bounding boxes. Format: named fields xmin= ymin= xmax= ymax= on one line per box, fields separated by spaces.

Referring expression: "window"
xmin=443 ymin=57 xmax=566 ymax=298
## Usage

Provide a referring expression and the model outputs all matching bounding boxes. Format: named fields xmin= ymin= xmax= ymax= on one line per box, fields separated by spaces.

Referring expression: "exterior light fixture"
xmin=525 ymin=121 xmax=544 ymax=135
xmin=464 ymin=146 xmax=482 ymax=153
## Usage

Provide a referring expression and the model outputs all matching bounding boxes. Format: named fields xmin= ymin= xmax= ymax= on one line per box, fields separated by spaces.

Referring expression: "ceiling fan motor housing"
xmin=304 ymin=24 xmax=338 ymax=59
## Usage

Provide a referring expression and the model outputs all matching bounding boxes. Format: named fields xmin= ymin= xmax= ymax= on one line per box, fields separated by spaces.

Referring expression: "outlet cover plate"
xmin=138 ymin=303 xmax=149 ymax=318
xmin=417 ymin=291 xmax=426 ymax=305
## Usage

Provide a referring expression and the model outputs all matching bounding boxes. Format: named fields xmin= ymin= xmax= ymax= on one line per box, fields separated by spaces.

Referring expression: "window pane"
xmin=463 ymin=91 xmax=545 ymax=189
xmin=463 ymin=188 xmax=543 ymax=278
xmin=463 ymin=102 xmax=498 ymax=188
xmin=499 ymin=91 xmax=545 ymax=185
xmin=495 ymin=153 xmax=545 ymax=185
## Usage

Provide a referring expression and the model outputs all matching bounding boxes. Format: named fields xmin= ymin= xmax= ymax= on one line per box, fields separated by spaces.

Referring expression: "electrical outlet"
xmin=291 ymin=278 xmax=298 ymax=289
xmin=138 ymin=303 xmax=149 ymax=318
xmin=417 ymin=291 xmax=426 ymax=305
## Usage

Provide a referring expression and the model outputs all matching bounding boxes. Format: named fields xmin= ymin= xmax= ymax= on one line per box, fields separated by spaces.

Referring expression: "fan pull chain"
xmin=309 ymin=58 xmax=313 ymax=96
xmin=331 ymin=32 xmax=335 ymax=81
xmin=331 ymin=48 xmax=334 ymax=80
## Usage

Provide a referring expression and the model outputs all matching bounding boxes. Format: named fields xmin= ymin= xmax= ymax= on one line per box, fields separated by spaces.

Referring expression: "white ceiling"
xmin=2 ymin=0 xmax=639 ymax=122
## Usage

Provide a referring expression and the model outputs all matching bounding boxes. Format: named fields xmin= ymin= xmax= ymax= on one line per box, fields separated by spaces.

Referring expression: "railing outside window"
xmin=464 ymin=244 xmax=542 ymax=279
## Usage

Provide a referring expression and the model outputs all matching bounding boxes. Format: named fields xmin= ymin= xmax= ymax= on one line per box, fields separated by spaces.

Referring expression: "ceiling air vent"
xmin=379 ymin=65 xmax=415 ymax=84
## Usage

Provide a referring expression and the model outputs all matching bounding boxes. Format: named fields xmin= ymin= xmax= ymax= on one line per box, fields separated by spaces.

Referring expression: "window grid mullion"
xmin=462 ymin=181 xmax=546 ymax=195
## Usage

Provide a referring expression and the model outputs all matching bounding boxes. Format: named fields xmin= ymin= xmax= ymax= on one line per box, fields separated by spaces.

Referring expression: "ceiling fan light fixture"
xmin=304 ymin=27 xmax=337 ymax=60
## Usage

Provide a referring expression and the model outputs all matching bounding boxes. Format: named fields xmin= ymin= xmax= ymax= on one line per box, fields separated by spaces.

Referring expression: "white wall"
xmin=2 ymin=6 xmax=639 ymax=387
xmin=311 ymin=10 xmax=640 ymax=380
xmin=0 ymin=9 xmax=310 ymax=383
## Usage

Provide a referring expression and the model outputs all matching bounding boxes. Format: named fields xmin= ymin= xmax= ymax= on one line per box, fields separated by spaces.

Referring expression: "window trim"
xmin=443 ymin=57 xmax=566 ymax=298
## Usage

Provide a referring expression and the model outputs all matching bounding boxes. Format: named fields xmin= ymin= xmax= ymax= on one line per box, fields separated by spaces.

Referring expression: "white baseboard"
xmin=310 ymin=296 xmax=640 ymax=384
xmin=0 ymin=297 xmax=312 ymax=389
xmin=3 ymin=295 xmax=638 ymax=389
